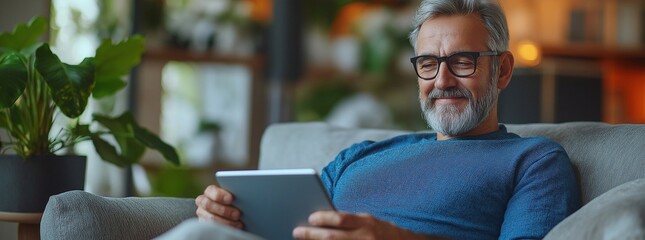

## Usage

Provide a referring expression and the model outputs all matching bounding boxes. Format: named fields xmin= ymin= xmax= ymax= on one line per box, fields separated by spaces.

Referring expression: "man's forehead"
xmin=419 ymin=14 xmax=489 ymax=39
xmin=415 ymin=14 xmax=489 ymax=54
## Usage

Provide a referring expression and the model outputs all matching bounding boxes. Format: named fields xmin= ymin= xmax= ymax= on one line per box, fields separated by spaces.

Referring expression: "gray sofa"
xmin=41 ymin=122 xmax=645 ymax=239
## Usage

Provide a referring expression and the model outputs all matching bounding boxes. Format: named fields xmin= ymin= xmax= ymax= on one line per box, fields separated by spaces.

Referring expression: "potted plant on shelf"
xmin=0 ymin=17 xmax=179 ymax=213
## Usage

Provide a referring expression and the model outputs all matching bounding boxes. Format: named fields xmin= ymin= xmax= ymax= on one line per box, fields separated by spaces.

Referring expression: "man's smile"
xmin=433 ymin=96 xmax=468 ymax=105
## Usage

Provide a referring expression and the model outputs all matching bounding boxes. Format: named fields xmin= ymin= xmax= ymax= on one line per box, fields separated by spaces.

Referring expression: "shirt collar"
xmin=435 ymin=125 xmax=518 ymax=141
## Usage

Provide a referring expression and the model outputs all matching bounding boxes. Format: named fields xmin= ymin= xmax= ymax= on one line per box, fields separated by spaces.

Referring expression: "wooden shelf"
xmin=143 ymin=47 xmax=265 ymax=67
xmin=0 ymin=212 xmax=42 ymax=224
xmin=0 ymin=211 xmax=41 ymax=240
xmin=541 ymin=44 xmax=645 ymax=61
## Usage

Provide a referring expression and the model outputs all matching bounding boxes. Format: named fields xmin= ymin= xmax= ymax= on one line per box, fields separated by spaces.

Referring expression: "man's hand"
xmin=195 ymin=185 xmax=243 ymax=229
xmin=292 ymin=211 xmax=431 ymax=240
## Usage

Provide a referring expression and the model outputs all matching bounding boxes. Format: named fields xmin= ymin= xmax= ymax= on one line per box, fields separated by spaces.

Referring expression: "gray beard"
xmin=420 ymin=78 xmax=498 ymax=136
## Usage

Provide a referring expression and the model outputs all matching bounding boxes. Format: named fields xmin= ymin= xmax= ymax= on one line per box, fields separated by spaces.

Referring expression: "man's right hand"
xmin=195 ymin=185 xmax=243 ymax=229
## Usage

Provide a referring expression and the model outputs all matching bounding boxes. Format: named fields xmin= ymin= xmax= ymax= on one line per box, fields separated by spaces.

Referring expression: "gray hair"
xmin=408 ymin=0 xmax=509 ymax=53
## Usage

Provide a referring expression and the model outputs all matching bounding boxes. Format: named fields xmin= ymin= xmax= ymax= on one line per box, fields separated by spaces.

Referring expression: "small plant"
xmin=0 ymin=17 xmax=179 ymax=167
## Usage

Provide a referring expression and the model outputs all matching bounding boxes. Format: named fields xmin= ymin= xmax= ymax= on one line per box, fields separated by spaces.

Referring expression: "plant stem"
xmin=12 ymin=55 xmax=56 ymax=157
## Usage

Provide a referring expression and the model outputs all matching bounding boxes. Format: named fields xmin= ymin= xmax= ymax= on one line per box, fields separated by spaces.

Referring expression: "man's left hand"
xmin=292 ymin=211 xmax=430 ymax=240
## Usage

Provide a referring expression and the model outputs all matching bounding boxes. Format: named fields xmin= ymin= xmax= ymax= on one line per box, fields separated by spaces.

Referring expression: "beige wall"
xmin=0 ymin=0 xmax=49 ymax=32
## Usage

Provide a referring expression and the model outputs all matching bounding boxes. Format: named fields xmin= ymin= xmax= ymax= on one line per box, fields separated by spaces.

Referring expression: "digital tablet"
xmin=215 ymin=168 xmax=336 ymax=240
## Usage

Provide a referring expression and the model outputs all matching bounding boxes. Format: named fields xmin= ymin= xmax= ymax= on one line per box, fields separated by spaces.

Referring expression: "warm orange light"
xmin=519 ymin=43 xmax=538 ymax=61
xmin=330 ymin=2 xmax=372 ymax=37
xmin=516 ymin=40 xmax=541 ymax=66
xmin=246 ymin=0 xmax=272 ymax=22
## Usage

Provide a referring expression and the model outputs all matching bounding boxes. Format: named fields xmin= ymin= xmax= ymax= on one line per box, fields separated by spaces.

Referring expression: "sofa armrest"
xmin=545 ymin=177 xmax=645 ymax=239
xmin=41 ymin=190 xmax=196 ymax=240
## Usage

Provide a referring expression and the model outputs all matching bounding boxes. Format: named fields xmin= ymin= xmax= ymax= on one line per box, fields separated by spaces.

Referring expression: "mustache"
xmin=427 ymin=88 xmax=472 ymax=99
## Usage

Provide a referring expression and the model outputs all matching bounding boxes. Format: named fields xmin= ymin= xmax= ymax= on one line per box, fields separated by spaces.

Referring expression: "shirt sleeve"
xmin=499 ymin=149 xmax=581 ymax=240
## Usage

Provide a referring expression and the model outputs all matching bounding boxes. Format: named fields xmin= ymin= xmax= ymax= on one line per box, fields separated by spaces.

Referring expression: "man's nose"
xmin=434 ymin=63 xmax=458 ymax=90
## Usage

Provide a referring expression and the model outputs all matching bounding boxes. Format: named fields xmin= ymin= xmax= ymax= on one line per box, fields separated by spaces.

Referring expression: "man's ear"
xmin=496 ymin=51 xmax=514 ymax=90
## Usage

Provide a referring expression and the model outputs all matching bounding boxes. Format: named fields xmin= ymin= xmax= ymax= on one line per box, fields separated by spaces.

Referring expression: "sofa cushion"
xmin=544 ymin=177 xmax=645 ymax=239
xmin=41 ymin=190 xmax=196 ymax=240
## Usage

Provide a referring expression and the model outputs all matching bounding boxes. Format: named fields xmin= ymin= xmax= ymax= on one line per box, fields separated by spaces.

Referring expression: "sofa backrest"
xmin=259 ymin=122 xmax=407 ymax=172
xmin=259 ymin=122 xmax=645 ymax=204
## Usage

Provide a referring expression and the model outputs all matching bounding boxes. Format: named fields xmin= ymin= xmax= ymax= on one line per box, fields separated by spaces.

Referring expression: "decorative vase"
xmin=0 ymin=155 xmax=86 ymax=213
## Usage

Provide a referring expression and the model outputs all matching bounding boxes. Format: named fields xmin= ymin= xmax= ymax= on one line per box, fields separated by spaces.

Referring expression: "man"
xmin=195 ymin=0 xmax=580 ymax=239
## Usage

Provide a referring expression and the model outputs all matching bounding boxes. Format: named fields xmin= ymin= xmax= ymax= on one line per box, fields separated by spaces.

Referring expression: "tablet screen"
xmin=215 ymin=169 xmax=335 ymax=239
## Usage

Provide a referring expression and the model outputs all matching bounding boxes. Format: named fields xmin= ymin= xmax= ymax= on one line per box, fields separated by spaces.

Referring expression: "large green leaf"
xmin=93 ymin=36 xmax=144 ymax=98
xmin=133 ymin=124 xmax=180 ymax=166
xmin=94 ymin=112 xmax=179 ymax=165
xmin=0 ymin=53 xmax=27 ymax=108
xmin=0 ymin=47 xmax=11 ymax=58
xmin=0 ymin=17 xmax=47 ymax=53
xmin=35 ymin=44 xmax=95 ymax=118
xmin=91 ymin=135 xmax=131 ymax=167
xmin=92 ymin=75 xmax=126 ymax=98
xmin=72 ymin=124 xmax=92 ymax=138
xmin=92 ymin=112 xmax=179 ymax=166
xmin=0 ymin=111 xmax=8 ymax=129
xmin=93 ymin=113 xmax=145 ymax=162
xmin=95 ymin=36 xmax=144 ymax=75
xmin=73 ymin=124 xmax=132 ymax=167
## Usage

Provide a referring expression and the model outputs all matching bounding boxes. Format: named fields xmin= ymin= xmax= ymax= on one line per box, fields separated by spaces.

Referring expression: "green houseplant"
xmin=0 ymin=17 xmax=179 ymax=212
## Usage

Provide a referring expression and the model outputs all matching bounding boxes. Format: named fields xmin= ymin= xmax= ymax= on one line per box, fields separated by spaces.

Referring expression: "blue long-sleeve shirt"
xmin=320 ymin=125 xmax=580 ymax=239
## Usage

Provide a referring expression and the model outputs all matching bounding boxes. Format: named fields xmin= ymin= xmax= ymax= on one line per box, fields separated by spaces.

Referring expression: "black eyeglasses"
xmin=410 ymin=51 xmax=500 ymax=80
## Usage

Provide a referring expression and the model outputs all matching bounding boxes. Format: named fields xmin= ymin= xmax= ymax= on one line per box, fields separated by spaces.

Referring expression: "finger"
xmin=195 ymin=195 xmax=241 ymax=221
xmin=203 ymin=185 xmax=234 ymax=204
xmin=196 ymin=208 xmax=244 ymax=229
xmin=307 ymin=211 xmax=363 ymax=229
xmin=293 ymin=226 xmax=348 ymax=240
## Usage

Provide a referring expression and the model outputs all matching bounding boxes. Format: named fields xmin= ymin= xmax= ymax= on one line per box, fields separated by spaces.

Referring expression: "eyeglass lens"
xmin=415 ymin=53 xmax=476 ymax=79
